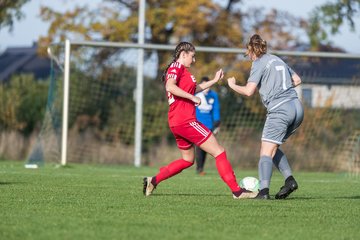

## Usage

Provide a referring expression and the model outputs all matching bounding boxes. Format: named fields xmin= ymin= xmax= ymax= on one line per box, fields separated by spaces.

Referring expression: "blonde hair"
xmin=246 ymin=34 xmax=267 ymax=58
xmin=162 ymin=42 xmax=195 ymax=82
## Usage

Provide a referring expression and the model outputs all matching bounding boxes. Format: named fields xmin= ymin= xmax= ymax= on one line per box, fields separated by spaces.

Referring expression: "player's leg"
xmin=273 ymin=148 xmax=292 ymax=178
xmin=143 ymin=126 xmax=195 ymax=196
xmin=200 ymin=134 xmax=257 ymax=199
xmin=256 ymin=105 xmax=290 ymax=199
xmin=255 ymin=141 xmax=278 ymax=199
xmin=143 ymin=147 xmax=194 ymax=196
xmin=155 ymin=147 xmax=195 ymax=184
xmin=273 ymin=148 xmax=298 ymax=199
xmin=274 ymin=100 xmax=303 ymax=199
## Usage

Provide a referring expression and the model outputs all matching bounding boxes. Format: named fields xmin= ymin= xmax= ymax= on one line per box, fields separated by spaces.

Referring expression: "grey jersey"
xmin=248 ymin=54 xmax=298 ymax=110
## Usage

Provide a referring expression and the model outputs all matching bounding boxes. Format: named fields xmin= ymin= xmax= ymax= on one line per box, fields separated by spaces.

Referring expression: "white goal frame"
xmin=60 ymin=40 xmax=360 ymax=167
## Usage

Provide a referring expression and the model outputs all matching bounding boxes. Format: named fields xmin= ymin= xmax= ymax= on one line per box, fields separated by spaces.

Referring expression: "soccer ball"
xmin=239 ymin=176 xmax=259 ymax=192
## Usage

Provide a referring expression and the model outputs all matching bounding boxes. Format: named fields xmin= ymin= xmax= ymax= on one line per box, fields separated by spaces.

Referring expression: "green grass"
xmin=0 ymin=161 xmax=359 ymax=240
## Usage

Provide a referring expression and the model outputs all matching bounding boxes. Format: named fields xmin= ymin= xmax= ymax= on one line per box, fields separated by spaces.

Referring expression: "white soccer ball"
xmin=239 ymin=176 xmax=259 ymax=192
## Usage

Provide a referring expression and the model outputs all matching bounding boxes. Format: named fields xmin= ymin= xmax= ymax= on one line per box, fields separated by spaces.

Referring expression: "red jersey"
xmin=165 ymin=62 xmax=197 ymax=127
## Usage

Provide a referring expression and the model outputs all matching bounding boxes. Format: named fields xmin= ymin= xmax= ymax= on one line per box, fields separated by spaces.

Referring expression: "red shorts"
xmin=170 ymin=121 xmax=212 ymax=150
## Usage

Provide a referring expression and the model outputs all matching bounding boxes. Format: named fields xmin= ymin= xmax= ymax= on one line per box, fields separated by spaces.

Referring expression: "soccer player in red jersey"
xmin=143 ymin=42 xmax=257 ymax=199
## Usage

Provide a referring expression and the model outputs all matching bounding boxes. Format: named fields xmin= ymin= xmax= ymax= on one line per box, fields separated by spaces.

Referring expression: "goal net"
xmin=27 ymin=41 xmax=360 ymax=174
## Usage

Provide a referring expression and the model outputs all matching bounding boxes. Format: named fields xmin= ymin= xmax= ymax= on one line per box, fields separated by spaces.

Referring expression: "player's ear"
xmin=180 ymin=51 xmax=187 ymax=59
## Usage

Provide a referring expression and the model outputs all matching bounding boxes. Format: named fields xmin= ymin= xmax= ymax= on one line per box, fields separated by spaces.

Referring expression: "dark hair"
xmin=201 ymin=76 xmax=209 ymax=83
xmin=245 ymin=34 xmax=267 ymax=58
xmin=161 ymin=42 xmax=195 ymax=82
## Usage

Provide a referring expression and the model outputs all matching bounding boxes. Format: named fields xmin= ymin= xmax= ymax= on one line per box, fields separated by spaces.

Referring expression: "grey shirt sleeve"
xmin=248 ymin=60 xmax=263 ymax=85
xmin=287 ymin=66 xmax=295 ymax=77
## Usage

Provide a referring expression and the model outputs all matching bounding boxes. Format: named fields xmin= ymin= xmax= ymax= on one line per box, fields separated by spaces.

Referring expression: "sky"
xmin=0 ymin=0 xmax=359 ymax=53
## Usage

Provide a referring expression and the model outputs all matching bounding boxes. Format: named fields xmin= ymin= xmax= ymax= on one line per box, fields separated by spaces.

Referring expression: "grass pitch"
xmin=0 ymin=161 xmax=359 ymax=240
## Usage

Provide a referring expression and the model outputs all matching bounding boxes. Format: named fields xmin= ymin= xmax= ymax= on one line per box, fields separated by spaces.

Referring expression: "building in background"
xmin=294 ymin=57 xmax=360 ymax=109
xmin=0 ymin=43 xmax=50 ymax=82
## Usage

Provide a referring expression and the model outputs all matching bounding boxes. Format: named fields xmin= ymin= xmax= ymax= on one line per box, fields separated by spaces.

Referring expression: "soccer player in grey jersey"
xmin=227 ymin=34 xmax=304 ymax=199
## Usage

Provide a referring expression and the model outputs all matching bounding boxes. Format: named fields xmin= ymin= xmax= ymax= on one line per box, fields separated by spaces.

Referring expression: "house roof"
xmin=248 ymin=52 xmax=360 ymax=85
xmin=284 ymin=44 xmax=360 ymax=85
xmin=293 ymin=57 xmax=360 ymax=85
xmin=0 ymin=43 xmax=51 ymax=82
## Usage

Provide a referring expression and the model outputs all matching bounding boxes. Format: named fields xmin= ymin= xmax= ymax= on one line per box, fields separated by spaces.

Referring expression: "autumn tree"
xmin=38 ymin=1 xmax=311 ymax=79
xmin=37 ymin=0 xmax=313 ymax=120
xmin=38 ymin=0 xmax=311 ymax=50
xmin=0 ymin=0 xmax=30 ymax=32
xmin=307 ymin=0 xmax=360 ymax=50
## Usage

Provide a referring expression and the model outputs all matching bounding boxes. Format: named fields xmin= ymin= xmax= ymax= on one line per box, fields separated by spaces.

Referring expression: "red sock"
xmin=215 ymin=151 xmax=241 ymax=192
xmin=154 ymin=159 xmax=194 ymax=185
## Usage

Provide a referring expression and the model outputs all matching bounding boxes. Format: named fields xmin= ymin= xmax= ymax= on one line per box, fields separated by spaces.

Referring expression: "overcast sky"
xmin=0 ymin=0 xmax=359 ymax=53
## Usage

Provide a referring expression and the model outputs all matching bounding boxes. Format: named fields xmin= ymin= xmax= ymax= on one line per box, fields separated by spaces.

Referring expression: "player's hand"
xmin=192 ymin=96 xmax=201 ymax=106
xmin=213 ymin=127 xmax=220 ymax=135
xmin=214 ymin=69 xmax=224 ymax=83
xmin=227 ymin=77 xmax=236 ymax=87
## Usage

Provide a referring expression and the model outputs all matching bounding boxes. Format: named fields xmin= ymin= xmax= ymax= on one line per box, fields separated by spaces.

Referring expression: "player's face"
xmin=247 ymin=51 xmax=257 ymax=61
xmin=245 ymin=46 xmax=257 ymax=61
xmin=183 ymin=51 xmax=195 ymax=67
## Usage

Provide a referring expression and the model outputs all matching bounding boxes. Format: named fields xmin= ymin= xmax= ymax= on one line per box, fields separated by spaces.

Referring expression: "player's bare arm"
xmin=195 ymin=69 xmax=224 ymax=93
xmin=166 ymin=77 xmax=201 ymax=105
xmin=227 ymin=77 xmax=257 ymax=97
xmin=292 ymin=73 xmax=302 ymax=87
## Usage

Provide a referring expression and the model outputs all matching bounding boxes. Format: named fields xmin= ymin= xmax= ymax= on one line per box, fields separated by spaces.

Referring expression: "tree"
xmin=242 ymin=8 xmax=306 ymax=50
xmin=0 ymin=0 xmax=30 ymax=32
xmin=39 ymin=0 xmax=307 ymax=50
xmin=37 ymin=0 xmax=309 ymax=117
xmin=38 ymin=1 xmax=244 ymax=49
xmin=0 ymin=74 xmax=48 ymax=135
xmin=307 ymin=0 xmax=360 ymax=50
xmin=38 ymin=0 xmax=309 ymax=73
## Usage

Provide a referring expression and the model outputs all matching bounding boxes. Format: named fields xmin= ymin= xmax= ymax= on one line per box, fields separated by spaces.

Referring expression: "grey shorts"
xmin=262 ymin=99 xmax=304 ymax=145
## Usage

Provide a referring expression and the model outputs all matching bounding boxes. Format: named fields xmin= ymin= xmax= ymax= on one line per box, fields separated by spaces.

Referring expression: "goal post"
xmin=57 ymin=40 xmax=248 ymax=167
xmin=61 ymin=39 xmax=71 ymax=166
xmin=135 ymin=0 xmax=146 ymax=167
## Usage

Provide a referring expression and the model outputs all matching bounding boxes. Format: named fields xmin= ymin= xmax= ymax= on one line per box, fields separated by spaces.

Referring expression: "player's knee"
xmin=182 ymin=158 xmax=195 ymax=164
xmin=208 ymin=146 xmax=224 ymax=158
xmin=260 ymin=145 xmax=278 ymax=157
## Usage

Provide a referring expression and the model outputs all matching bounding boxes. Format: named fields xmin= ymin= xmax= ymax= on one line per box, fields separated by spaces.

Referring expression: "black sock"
xmin=234 ymin=186 xmax=258 ymax=197
xmin=259 ymin=188 xmax=269 ymax=195
xmin=151 ymin=176 xmax=157 ymax=186
xmin=232 ymin=189 xmax=244 ymax=197
xmin=285 ymin=176 xmax=295 ymax=185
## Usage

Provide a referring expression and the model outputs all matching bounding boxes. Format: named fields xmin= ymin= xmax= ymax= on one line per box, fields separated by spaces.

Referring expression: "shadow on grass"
xmin=276 ymin=195 xmax=360 ymax=200
xmin=150 ymin=195 xmax=360 ymax=200
xmin=334 ymin=195 xmax=360 ymax=200
xmin=55 ymin=164 xmax=75 ymax=169
xmin=153 ymin=193 xmax=227 ymax=197
xmin=0 ymin=181 xmax=25 ymax=185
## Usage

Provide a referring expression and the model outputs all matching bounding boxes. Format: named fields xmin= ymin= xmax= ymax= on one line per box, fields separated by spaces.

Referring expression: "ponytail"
xmin=246 ymin=34 xmax=267 ymax=58
xmin=161 ymin=42 xmax=195 ymax=82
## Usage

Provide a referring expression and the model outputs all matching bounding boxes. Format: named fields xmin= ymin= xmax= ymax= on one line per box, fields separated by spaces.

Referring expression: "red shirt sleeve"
xmin=166 ymin=62 xmax=184 ymax=83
